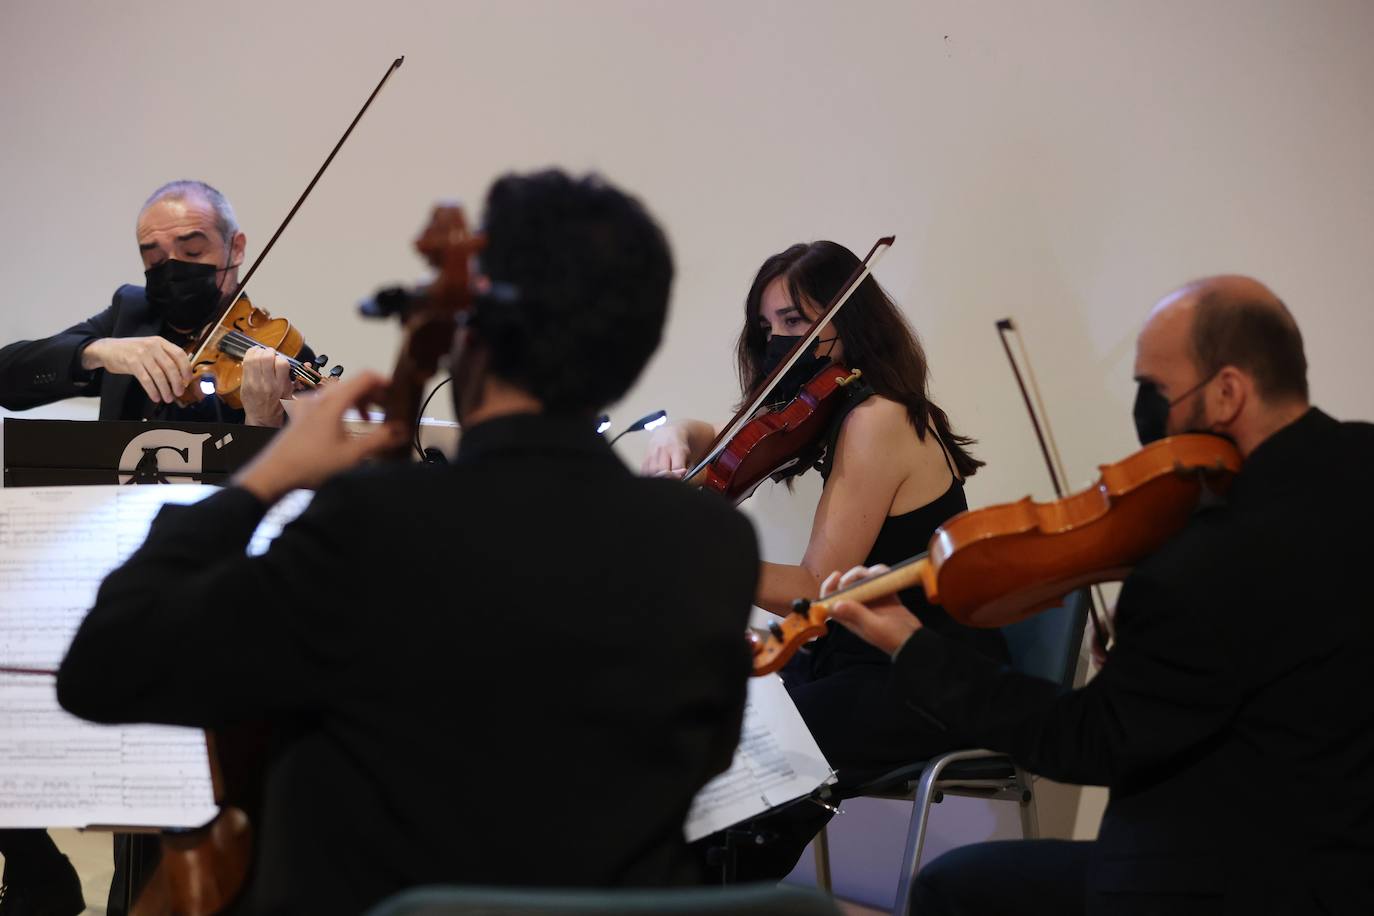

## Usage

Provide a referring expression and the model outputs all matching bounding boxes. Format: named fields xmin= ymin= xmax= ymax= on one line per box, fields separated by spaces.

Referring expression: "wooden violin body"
xmin=679 ymin=236 xmax=892 ymax=504
xmin=751 ymin=433 xmax=1243 ymax=675
xmin=691 ymin=363 xmax=862 ymax=503
xmin=177 ymin=294 xmax=316 ymax=410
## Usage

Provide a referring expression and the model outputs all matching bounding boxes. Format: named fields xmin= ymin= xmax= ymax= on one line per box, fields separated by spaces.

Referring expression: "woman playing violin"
xmin=643 ymin=240 xmax=1009 ymax=879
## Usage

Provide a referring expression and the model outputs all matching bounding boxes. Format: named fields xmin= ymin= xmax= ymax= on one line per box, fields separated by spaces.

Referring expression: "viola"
xmin=370 ymin=203 xmax=486 ymax=460
xmin=681 ymin=235 xmax=893 ymax=504
xmin=176 ymin=293 xmax=328 ymax=409
xmin=749 ymin=433 xmax=1243 ymax=676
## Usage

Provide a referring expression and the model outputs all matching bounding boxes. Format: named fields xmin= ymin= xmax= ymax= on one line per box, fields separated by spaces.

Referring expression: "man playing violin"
xmin=54 ymin=170 xmax=760 ymax=915
xmin=826 ymin=275 xmax=1374 ymax=914
xmin=0 ymin=179 xmax=308 ymax=427
xmin=0 ymin=181 xmax=314 ymax=915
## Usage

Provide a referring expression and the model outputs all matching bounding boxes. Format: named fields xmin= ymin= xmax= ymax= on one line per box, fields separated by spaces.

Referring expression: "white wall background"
xmin=4 ymin=1 xmax=1373 ymax=909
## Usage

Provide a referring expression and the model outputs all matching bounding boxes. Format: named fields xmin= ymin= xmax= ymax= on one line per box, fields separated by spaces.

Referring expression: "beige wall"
xmin=4 ymin=0 xmax=1372 ymax=907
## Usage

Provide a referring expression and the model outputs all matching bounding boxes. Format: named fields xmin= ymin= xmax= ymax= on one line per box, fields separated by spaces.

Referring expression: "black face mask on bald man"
xmin=1132 ymin=371 xmax=1219 ymax=446
xmin=144 ymin=258 xmax=230 ymax=332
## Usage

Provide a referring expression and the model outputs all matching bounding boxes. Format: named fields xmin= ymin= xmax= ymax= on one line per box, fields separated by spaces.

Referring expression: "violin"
xmin=750 ymin=432 xmax=1243 ymax=676
xmin=683 ymin=236 xmax=893 ymax=504
xmin=688 ymin=362 xmax=864 ymax=502
xmin=176 ymin=293 xmax=328 ymax=409
xmin=132 ymin=56 xmax=404 ymax=916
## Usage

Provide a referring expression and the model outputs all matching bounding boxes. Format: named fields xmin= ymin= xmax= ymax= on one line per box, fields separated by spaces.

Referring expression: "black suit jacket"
xmin=0 ymin=285 xmax=310 ymax=422
xmin=891 ymin=408 xmax=1374 ymax=914
xmin=56 ymin=413 xmax=759 ymax=915
xmin=0 ymin=284 xmax=164 ymax=420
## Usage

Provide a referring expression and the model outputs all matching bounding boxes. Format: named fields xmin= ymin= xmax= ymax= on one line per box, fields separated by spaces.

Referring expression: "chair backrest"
xmin=364 ymin=883 xmax=842 ymax=916
xmin=1000 ymin=589 xmax=1090 ymax=688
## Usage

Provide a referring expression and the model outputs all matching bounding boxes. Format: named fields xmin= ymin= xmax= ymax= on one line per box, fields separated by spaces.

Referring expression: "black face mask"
xmin=144 ymin=258 xmax=229 ymax=332
xmin=1132 ymin=373 xmax=1216 ymax=446
xmin=759 ymin=334 xmax=836 ymax=406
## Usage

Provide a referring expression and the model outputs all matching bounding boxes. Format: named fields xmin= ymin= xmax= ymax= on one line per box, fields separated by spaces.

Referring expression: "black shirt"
xmin=891 ymin=408 xmax=1374 ymax=912
xmin=0 ymin=284 xmax=309 ymax=422
xmin=803 ymin=384 xmax=1008 ymax=674
xmin=57 ymin=413 xmax=760 ymax=915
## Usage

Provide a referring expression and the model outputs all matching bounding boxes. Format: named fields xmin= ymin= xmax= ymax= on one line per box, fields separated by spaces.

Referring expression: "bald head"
xmin=1133 ymin=275 xmax=1310 ymax=456
xmin=1140 ymin=275 xmax=1308 ymax=404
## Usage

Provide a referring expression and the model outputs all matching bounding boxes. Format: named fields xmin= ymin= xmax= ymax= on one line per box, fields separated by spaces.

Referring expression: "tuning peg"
xmin=312 ymin=354 xmax=329 ymax=369
xmin=329 ymin=365 xmax=345 ymax=379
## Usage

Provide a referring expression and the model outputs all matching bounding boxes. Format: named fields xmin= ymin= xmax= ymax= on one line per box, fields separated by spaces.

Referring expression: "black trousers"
xmin=0 ymin=829 xmax=156 ymax=914
xmin=913 ymin=839 xmax=1235 ymax=916
xmin=0 ymin=828 xmax=63 ymax=875
xmin=703 ymin=656 xmax=966 ymax=883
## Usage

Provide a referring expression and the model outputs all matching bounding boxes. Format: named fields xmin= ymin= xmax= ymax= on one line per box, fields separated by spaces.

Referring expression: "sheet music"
xmin=0 ymin=486 xmax=215 ymax=672
xmin=0 ymin=674 xmax=218 ymax=828
xmin=0 ymin=484 xmax=314 ymax=829
xmin=684 ymin=673 xmax=834 ymax=843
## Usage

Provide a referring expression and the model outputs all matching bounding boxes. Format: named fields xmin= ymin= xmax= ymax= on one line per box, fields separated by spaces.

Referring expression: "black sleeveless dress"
xmin=779 ymin=387 xmax=1009 ymax=777
xmin=701 ymin=385 xmax=1011 ymax=882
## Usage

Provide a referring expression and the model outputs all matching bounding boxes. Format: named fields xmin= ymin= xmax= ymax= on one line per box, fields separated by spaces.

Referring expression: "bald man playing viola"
xmin=825 ymin=277 xmax=1374 ymax=915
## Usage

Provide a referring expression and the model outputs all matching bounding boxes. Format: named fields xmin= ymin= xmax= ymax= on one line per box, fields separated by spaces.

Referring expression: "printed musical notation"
xmin=0 ymin=486 xmax=212 ymax=672
xmin=683 ymin=674 xmax=834 ymax=843
xmin=0 ymin=675 xmax=218 ymax=828
xmin=0 ymin=484 xmax=314 ymax=829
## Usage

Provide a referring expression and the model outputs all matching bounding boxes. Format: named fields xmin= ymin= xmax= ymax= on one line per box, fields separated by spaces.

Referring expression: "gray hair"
xmin=142 ymin=180 xmax=240 ymax=243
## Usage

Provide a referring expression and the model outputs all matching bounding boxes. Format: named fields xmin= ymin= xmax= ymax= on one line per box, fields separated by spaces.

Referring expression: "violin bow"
xmin=995 ymin=318 xmax=1114 ymax=653
xmin=186 ymin=55 xmax=406 ymax=371
xmin=684 ymin=235 xmax=895 ymax=483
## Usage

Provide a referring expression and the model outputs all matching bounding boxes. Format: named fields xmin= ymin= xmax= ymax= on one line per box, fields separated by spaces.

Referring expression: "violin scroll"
xmin=366 ymin=204 xmax=487 ymax=460
xmin=750 ymin=609 xmax=830 ymax=676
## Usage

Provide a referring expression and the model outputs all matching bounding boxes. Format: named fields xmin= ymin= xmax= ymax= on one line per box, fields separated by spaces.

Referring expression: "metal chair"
xmin=812 ymin=589 xmax=1090 ymax=914
xmin=364 ymin=882 xmax=842 ymax=916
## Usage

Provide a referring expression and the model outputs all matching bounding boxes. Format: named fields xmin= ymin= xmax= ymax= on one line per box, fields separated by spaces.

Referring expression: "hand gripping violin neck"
xmin=180 ymin=294 xmax=329 ymax=409
xmin=750 ymin=433 xmax=1243 ymax=676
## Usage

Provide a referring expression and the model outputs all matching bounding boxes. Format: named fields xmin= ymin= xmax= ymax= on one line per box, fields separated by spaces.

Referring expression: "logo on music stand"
xmin=118 ymin=429 xmax=214 ymax=485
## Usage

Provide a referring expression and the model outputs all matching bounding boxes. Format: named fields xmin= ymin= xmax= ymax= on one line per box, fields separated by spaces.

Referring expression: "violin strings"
xmin=218 ymin=329 xmax=318 ymax=378
xmin=213 ymin=330 xmax=322 ymax=387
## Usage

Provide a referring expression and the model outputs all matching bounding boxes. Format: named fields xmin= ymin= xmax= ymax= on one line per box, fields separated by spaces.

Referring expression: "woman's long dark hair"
xmin=735 ymin=240 xmax=984 ymax=478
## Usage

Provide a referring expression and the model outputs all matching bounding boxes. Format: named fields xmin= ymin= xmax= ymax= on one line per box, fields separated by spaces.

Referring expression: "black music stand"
xmin=3 ymin=417 xmax=276 ymax=487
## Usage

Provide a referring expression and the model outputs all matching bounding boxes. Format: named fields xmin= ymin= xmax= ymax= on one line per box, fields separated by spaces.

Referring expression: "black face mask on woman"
xmin=759 ymin=334 xmax=838 ymax=406
xmin=144 ymin=258 xmax=231 ymax=332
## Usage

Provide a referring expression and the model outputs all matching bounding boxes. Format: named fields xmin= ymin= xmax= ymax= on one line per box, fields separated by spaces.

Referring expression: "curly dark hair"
xmin=472 ymin=169 xmax=673 ymax=413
